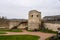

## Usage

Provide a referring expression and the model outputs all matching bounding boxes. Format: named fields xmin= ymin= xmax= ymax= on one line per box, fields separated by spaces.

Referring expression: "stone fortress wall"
xmin=44 ymin=23 xmax=60 ymax=31
xmin=0 ymin=10 xmax=60 ymax=31
xmin=43 ymin=15 xmax=60 ymax=31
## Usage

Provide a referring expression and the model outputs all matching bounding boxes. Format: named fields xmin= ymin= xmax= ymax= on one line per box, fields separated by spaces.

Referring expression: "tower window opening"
xmin=37 ymin=15 xmax=38 ymax=17
xmin=31 ymin=15 xmax=33 ymax=17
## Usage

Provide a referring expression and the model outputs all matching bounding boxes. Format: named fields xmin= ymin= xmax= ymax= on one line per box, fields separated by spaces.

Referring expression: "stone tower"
xmin=28 ymin=10 xmax=41 ymax=30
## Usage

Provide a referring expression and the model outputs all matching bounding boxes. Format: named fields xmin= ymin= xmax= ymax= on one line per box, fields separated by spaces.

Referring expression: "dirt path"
xmin=0 ymin=30 xmax=55 ymax=40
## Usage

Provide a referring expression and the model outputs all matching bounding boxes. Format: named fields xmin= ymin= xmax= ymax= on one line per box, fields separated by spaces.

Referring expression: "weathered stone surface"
xmin=44 ymin=23 xmax=60 ymax=31
xmin=28 ymin=10 xmax=41 ymax=30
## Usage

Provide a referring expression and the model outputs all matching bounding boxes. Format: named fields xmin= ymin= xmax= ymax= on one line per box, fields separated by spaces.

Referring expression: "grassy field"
xmin=0 ymin=35 xmax=40 ymax=40
xmin=0 ymin=29 xmax=22 ymax=34
xmin=0 ymin=29 xmax=22 ymax=32
xmin=0 ymin=31 xmax=6 ymax=34
xmin=6 ymin=29 xmax=22 ymax=32
xmin=28 ymin=29 xmax=57 ymax=34
xmin=39 ymin=29 xmax=57 ymax=34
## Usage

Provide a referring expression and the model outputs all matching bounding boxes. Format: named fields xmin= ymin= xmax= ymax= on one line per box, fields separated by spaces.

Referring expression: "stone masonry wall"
xmin=44 ymin=23 xmax=60 ymax=31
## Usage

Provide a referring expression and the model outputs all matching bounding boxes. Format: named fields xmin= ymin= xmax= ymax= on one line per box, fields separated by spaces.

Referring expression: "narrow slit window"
xmin=37 ymin=15 xmax=38 ymax=17
xmin=31 ymin=15 xmax=33 ymax=17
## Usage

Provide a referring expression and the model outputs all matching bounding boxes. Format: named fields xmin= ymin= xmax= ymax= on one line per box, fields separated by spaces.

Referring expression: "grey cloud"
xmin=0 ymin=0 xmax=60 ymax=19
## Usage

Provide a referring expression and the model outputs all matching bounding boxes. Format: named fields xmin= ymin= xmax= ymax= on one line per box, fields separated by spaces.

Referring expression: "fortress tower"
xmin=28 ymin=10 xmax=41 ymax=30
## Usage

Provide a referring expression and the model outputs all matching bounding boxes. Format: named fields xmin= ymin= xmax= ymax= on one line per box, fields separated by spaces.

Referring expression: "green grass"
xmin=27 ymin=30 xmax=34 ymax=32
xmin=0 ymin=29 xmax=22 ymax=34
xmin=39 ymin=29 xmax=57 ymax=34
xmin=0 ymin=29 xmax=22 ymax=32
xmin=7 ymin=29 xmax=22 ymax=32
xmin=28 ymin=29 xmax=57 ymax=34
xmin=0 ymin=31 xmax=6 ymax=34
xmin=0 ymin=35 xmax=40 ymax=40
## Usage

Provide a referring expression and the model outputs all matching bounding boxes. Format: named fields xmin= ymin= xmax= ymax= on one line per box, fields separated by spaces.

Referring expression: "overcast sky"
xmin=0 ymin=0 xmax=60 ymax=19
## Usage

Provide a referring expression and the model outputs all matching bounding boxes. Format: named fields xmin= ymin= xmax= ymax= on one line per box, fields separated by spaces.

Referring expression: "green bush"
xmin=45 ymin=36 xmax=60 ymax=40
